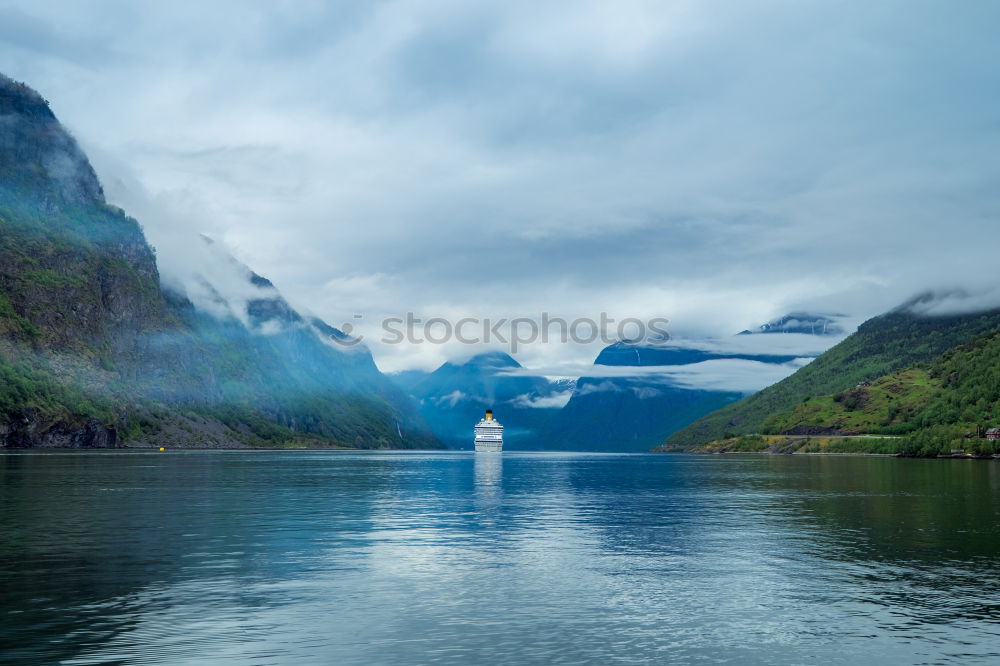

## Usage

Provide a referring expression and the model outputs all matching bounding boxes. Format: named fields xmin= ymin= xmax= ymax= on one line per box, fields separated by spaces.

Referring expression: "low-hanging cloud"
xmin=896 ymin=289 xmax=1000 ymax=318
xmin=505 ymin=357 xmax=814 ymax=393
xmin=639 ymin=332 xmax=850 ymax=360
xmin=511 ymin=390 xmax=574 ymax=409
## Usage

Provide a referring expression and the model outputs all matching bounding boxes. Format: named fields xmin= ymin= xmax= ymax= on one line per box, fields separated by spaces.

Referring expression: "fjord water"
xmin=2 ymin=452 xmax=999 ymax=665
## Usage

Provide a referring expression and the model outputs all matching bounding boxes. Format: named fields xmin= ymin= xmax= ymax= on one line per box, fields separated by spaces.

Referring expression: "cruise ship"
xmin=473 ymin=409 xmax=503 ymax=452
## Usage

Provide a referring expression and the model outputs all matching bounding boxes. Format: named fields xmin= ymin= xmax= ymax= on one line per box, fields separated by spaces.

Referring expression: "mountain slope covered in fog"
xmin=390 ymin=351 xmax=566 ymax=448
xmin=0 ymin=73 xmax=439 ymax=449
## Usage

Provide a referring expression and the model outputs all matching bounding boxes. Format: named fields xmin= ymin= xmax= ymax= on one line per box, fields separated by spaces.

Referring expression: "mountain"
xmin=387 ymin=369 xmax=433 ymax=394
xmin=146 ymin=239 xmax=441 ymax=449
xmin=0 ymin=72 xmax=439 ymax=449
xmin=533 ymin=312 xmax=843 ymax=452
xmin=534 ymin=340 xmax=776 ymax=452
xmin=390 ymin=351 xmax=566 ymax=449
xmin=390 ymin=311 xmax=843 ymax=452
xmin=692 ymin=325 xmax=1000 ymax=457
xmin=738 ymin=312 xmax=844 ymax=336
xmin=541 ymin=376 xmax=742 ymax=452
xmin=588 ymin=340 xmax=801 ymax=366
xmin=663 ymin=298 xmax=1000 ymax=450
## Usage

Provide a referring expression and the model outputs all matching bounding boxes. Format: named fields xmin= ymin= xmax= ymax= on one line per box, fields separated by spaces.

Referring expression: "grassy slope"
xmin=762 ymin=367 xmax=938 ymax=436
xmin=688 ymin=327 xmax=1000 ymax=457
xmin=663 ymin=307 xmax=1000 ymax=450
xmin=694 ymin=434 xmax=909 ymax=455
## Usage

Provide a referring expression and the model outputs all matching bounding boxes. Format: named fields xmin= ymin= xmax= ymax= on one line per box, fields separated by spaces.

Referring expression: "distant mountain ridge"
xmin=593 ymin=339 xmax=800 ymax=366
xmin=531 ymin=312 xmax=842 ymax=452
xmin=535 ymin=340 xmax=777 ymax=453
xmin=0 ymin=72 xmax=439 ymax=449
xmin=396 ymin=313 xmax=841 ymax=452
xmin=389 ymin=351 xmax=566 ymax=448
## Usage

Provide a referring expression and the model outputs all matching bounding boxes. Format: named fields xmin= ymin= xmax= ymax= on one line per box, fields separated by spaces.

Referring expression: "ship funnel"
xmin=485 ymin=409 xmax=493 ymax=421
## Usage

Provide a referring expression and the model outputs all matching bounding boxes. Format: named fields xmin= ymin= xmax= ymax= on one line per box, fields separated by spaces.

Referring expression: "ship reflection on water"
xmin=474 ymin=451 xmax=503 ymax=508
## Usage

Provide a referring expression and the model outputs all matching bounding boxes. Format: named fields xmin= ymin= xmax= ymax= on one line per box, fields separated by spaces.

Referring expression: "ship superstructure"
xmin=473 ymin=409 xmax=503 ymax=452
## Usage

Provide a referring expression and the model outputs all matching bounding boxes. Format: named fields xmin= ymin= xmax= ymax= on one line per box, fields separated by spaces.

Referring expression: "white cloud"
xmin=654 ymin=357 xmax=815 ymax=393
xmin=578 ymin=380 xmax=625 ymax=395
xmin=898 ymin=289 xmax=1000 ymax=318
xmin=631 ymin=386 xmax=664 ymax=399
xmin=433 ymin=390 xmax=468 ymax=407
xmin=511 ymin=391 xmax=574 ymax=409
xmin=507 ymin=357 xmax=815 ymax=393
xmin=651 ymin=332 xmax=850 ymax=359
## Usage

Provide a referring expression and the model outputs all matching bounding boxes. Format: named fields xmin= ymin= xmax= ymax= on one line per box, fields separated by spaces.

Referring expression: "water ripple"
xmin=2 ymin=451 xmax=999 ymax=664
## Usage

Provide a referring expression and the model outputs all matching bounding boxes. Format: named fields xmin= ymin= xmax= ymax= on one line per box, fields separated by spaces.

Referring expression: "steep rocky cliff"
xmin=0 ymin=74 xmax=168 ymax=357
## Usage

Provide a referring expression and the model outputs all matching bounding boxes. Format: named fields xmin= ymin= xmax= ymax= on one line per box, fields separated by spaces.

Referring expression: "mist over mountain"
xmin=5 ymin=67 xmax=997 ymax=457
xmin=535 ymin=318 xmax=831 ymax=452
xmin=665 ymin=298 xmax=1000 ymax=450
xmin=744 ymin=324 xmax=1000 ymax=456
xmin=393 ymin=313 xmax=844 ymax=452
xmin=0 ymin=73 xmax=438 ymax=449
xmin=389 ymin=350 xmax=569 ymax=449
xmin=4 ymin=7 xmax=1000 ymax=663
xmin=0 ymin=74 xmax=104 ymax=207
xmin=738 ymin=312 xmax=845 ymax=336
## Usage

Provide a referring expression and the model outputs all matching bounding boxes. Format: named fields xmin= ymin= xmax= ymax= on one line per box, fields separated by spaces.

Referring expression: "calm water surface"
xmin=2 ymin=451 xmax=1000 ymax=665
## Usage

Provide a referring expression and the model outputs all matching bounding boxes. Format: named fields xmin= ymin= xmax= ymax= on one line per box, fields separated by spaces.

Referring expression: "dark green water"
xmin=1 ymin=451 xmax=999 ymax=665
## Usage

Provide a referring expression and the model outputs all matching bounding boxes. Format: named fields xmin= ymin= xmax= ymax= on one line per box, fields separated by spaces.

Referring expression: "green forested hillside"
xmin=760 ymin=367 xmax=938 ymax=436
xmin=689 ymin=327 xmax=1000 ymax=456
xmin=663 ymin=304 xmax=1000 ymax=450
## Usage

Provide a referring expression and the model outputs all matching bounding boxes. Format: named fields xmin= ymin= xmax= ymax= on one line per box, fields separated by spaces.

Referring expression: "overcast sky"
xmin=2 ymin=0 xmax=999 ymax=373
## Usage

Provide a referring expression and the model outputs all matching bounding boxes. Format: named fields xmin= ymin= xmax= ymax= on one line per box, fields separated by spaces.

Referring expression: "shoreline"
xmin=4 ymin=447 xmax=997 ymax=459
xmin=658 ymin=432 xmax=1000 ymax=460
xmin=659 ymin=450 xmax=1000 ymax=460
xmin=0 ymin=446 xmax=450 ymax=453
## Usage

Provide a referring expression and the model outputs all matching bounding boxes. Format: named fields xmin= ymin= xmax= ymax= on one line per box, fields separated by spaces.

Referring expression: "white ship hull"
xmin=474 ymin=439 xmax=503 ymax=452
